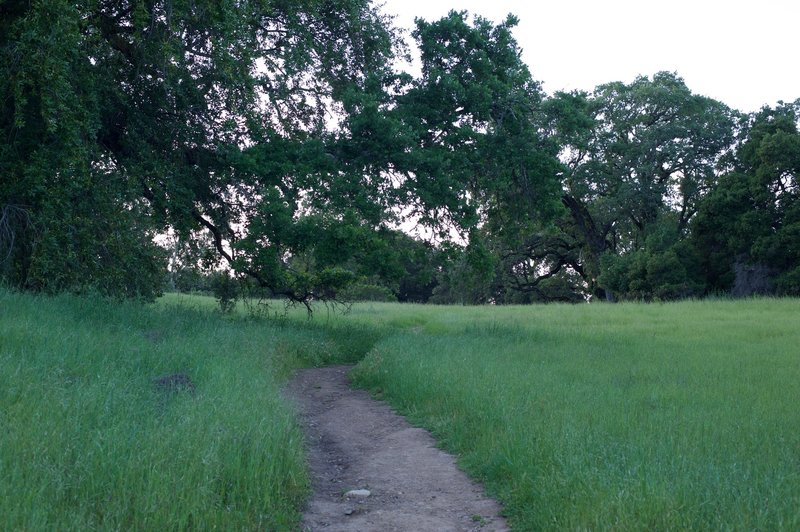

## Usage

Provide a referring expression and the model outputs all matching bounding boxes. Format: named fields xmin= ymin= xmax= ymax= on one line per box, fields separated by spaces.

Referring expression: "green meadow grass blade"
xmin=349 ymin=299 xmax=800 ymax=530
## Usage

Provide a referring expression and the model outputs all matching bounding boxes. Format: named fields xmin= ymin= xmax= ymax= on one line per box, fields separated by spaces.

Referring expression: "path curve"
xmin=285 ymin=365 xmax=508 ymax=532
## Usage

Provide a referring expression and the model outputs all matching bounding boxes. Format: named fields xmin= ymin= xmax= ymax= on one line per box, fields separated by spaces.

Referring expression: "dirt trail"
xmin=285 ymin=365 xmax=508 ymax=532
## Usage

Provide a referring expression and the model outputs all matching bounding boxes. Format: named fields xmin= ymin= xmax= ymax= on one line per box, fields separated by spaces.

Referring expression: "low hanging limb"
xmin=190 ymin=208 xmax=317 ymax=313
xmin=139 ymin=177 xmax=327 ymax=314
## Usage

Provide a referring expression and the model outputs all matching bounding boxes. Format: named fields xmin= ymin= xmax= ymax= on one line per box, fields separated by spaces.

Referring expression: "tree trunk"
xmin=561 ymin=194 xmax=615 ymax=301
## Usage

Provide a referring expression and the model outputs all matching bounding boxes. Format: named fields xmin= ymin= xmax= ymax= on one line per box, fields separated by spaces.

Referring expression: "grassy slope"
xmin=0 ymin=290 xmax=360 ymax=530
xmin=347 ymin=299 xmax=800 ymax=530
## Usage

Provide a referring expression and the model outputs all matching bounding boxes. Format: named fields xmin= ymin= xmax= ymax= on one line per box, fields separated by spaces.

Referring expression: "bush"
xmin=210 ymin=272 xmax=239 ymax=313
xmin=338 ymin=283 xmax=397 ymax=302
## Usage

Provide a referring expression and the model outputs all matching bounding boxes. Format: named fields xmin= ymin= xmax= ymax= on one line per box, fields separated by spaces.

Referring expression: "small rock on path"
xmin=285 ymin=365 xmax=508 ymax=532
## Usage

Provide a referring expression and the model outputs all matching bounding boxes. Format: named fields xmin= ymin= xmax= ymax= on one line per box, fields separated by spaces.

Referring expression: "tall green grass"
xmin=349 ymin=299 xmax=800 ymax=529
xmin=162 ymin=292 xmax=388 ymax=365
xmin=0 ymin=289 xmax=355 ymax=529
xmin=5 ymin=290 xmax=799 ymax=529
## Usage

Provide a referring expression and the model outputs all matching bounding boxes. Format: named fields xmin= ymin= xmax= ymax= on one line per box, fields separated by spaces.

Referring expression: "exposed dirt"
xmin=285 ymin=365 xmax=508 ymax=532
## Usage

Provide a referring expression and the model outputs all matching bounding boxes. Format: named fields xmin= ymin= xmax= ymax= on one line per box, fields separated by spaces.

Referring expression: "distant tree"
xmin=368 ymin=230 xmax=441 ymax=303
xmin=598 ymin=215 xmax=705 ymax=301
xmin=310 ymin=228 xmax=442 ymax=303
xmin=429 ymin=238 xmax=498 ymax=304
xmin=693 ymin=100 xmax=800 ymax=295
xmin=500 ymin=73 xmax=737 ymax=301
xmin=395 ymin=11 xmax=563 ymax=239
xmin=391 ymin=11 xmax=569 ymax=304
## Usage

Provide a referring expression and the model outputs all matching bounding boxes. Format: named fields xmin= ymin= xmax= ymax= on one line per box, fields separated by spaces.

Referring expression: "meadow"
xmin=0 ymin=290 xmax=372 ymax=529
xmin=2 ymin=290 xmax=799 ymax=529
xmin=346 ymin=299 xmax=800 ymax=529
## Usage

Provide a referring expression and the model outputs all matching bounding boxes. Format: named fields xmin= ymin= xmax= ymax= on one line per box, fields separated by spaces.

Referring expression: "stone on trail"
xmin=344 ymin=489 xmax=371 ymax=498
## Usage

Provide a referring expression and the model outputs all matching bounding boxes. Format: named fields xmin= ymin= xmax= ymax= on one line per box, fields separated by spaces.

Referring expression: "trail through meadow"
xmin=286 ymin=366 xmax=508 ymax=532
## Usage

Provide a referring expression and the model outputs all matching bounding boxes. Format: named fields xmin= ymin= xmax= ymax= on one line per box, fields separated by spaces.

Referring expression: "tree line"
xmin=2 ymin=1 xmax=798 ymax=305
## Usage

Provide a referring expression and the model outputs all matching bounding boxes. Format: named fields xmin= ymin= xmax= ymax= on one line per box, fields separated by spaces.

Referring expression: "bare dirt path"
xmin=285 ymin=365 xmax=508 ymax=532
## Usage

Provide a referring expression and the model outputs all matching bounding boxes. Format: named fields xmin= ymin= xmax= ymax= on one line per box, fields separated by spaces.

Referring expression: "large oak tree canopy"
xmin=1 ymin=0 xmax=411 ymax=301
xmin=436 ymin=72 xmax=741 ymax=303
xmin=1 ymin=2 xmax=796 ymax=303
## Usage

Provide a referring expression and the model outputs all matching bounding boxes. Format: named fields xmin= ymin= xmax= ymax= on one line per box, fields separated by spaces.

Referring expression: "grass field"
xmin=2 ymin=290 xmax=799 ymax=529
xmin=347 ymin=299 xmax=800 ymax=529
xmin=0 ymin=290 xmax=373 ymax=529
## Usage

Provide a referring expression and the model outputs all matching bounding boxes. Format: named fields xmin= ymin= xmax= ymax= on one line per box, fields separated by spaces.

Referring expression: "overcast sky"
xmin=379 ymin=0 xmax=799 ymax=113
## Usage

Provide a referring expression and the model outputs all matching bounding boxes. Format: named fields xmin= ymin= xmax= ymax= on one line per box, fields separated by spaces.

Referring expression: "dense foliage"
xmin=1 ymin=0 xmax=404 ymax=303
xmin=1 ymin=2 xmax=797 ymax=303
xmin=692 ymin=102 xmax=800 ymax=296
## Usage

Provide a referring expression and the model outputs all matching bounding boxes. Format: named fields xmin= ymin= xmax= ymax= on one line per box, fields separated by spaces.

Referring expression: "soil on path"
xmin=285 ymin=365 xmax=508 ymax=532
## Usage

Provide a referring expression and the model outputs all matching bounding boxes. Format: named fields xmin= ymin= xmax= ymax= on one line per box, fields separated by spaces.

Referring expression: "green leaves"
xmin=2 ymin=2 xmax=795 ymax=305
xmin=693 ymin=100 xmax=800 ymax=295
xmin=1 ymin=0 xmax=406 ymax=303
xmin=398 ymin=11 xmax=561 ymax=235
xmin=527 ymin=73 xmax=737 ymax=300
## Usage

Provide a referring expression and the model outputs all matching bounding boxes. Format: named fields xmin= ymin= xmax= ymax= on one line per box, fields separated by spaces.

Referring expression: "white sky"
xmin=380 ymin=0 xmax=799 ymax=113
